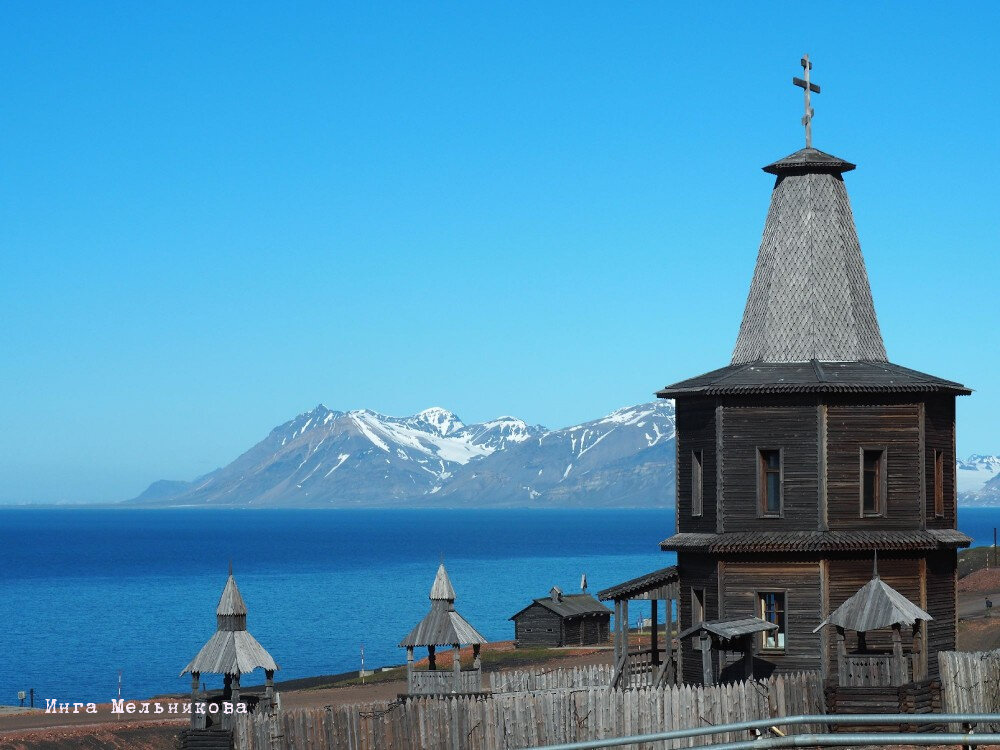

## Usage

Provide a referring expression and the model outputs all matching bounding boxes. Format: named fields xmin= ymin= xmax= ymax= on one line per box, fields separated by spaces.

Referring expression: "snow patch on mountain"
xmin=958 ymin=455 xmax=1000 ymax=494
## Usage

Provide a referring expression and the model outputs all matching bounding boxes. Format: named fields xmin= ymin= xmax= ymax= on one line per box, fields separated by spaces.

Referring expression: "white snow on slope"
xmin=350 ymin=409 xmax=491 ymax=464
xmin=958 ymin=455 xmax=1000 ymax=494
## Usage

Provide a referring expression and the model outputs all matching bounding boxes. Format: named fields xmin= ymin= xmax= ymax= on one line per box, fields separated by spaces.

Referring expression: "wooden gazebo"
xmin=814 ymin=567 xmax=932 ymax=688
xmin=399 ymin=564 xmax=488 ymax=696
xmin=181 ymin=568 xmax=279 ymax=729
xmin=599 ymin=566 xmax=680 ymax=688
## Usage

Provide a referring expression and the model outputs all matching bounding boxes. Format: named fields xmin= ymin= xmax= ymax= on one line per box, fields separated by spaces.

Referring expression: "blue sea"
xmin=1 ymin=507 xmax=998 ymax=705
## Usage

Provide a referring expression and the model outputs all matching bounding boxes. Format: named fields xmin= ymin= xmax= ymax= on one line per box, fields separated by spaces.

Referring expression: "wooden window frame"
xmin=756 ymin=590 xmax=788 ymax=653
xmin=859 ymin=446 xmax=888 ymax=518
xmin=933 ymin=449 xmax=945 ymax=518
xmin=756 ymin=447 xmax=784 ymax=518
xmin=691 ymin=450 xmax=704 ymax=517
xmin=691 ymin=588 xmax=705 ymax=627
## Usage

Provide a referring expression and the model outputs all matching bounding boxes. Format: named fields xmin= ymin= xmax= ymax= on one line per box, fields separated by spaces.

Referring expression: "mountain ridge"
xmin=127 ymin=402 xmax=676 ymax=508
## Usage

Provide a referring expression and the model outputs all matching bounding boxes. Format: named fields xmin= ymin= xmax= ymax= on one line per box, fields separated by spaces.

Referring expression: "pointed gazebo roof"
xmin=181 ymin=571 xmax=279 ymax=676
xmin=429 ymin=562 xmax=457 ymax=601
xmin=814 ymin=575 xmax=933 ymax=634
xmin=399 ymin=564 xmax=488 ymax=648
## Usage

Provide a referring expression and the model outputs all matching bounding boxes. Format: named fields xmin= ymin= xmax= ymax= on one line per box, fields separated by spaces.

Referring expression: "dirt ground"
xmin=959 ymin=567 xmax=1000 ymax=595
xmin=0 ymin=721 xmax=183 ymax=750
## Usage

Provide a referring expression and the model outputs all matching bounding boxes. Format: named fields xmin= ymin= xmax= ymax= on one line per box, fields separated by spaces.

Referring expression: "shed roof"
xmin=679 ymin=617 xmax=778 ymax=642
xmin=661 ymin=529 xmax=971 ymax=554
xmin=814 ymin=576 xmax=933 ymax=633
xmin=181 ymin=574 xmax=279 ymax=677
xmin=657 ymin=360 xmax=970 ymax=398
xmin=598 ymin=566 xmax=679 ymax=601
xmin=510 ymin=593 xmax=612 ymax=621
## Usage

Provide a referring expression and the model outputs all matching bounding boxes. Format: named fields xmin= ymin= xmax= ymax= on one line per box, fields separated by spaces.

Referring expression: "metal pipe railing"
xmin=521 ymin=713 xmax=1000 ymax=750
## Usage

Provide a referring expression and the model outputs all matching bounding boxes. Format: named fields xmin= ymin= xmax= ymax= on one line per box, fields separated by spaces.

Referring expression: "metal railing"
xmin=520 ymin=712 xmax=1000 ymax=750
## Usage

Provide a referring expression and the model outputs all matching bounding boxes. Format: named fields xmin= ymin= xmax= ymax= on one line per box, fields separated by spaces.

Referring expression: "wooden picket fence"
xmin=489 ymin=664 xmax=614 ymax=692
xmin=938 ymin=648 xmax=1000 ymax=727
xmin=234 ymin=671 xmax=823 ymax=750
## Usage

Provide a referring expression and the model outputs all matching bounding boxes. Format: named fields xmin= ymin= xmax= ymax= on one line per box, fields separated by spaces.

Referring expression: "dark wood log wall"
xmin=718 ymin=398 xmax=819 ymax=532
xmin=678 ymin=553 xmax=719 ymax=684
xmin=575 ymin=616 xmax=610 ymax=645
xmin=924 ymin=396 xmax=957 ymax=529
xmin=513 ymin=604 xmax=564 ymax=648
xmin=718 ymin=560 xmax=822 ymax=676
xmin=826 ymin=403 xmax=920 ymax=529
xmin=925 ymin=551 xmax=957 ymax=676
xmin=676 ymin=398 xmax=718 ymax=533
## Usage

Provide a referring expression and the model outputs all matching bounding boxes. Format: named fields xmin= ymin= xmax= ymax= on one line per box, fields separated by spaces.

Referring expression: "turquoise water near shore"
xmin=1 ymin=506 xmax=997 ymax=704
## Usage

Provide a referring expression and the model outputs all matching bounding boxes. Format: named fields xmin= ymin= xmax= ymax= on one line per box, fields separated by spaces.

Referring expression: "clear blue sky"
xmin=2 ymin=3 xmax=998 ymax=503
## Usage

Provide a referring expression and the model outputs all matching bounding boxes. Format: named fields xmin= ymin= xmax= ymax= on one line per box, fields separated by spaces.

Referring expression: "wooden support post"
xmin=613 ymin=601 xmax=620 ymax=665
xmin=226 ymin=672 xmax=241 ymax=730
xmin=836 ymin=627 xmax=847 ymax=686
xmin=651 ymin=598 xmax=660 ymax=665
xmin=673 ymin=598 xmax=681 ymax=681
xmin=622 ymin=599 xmax=630 ymax=653
xmin=264 ymin=670 xmax=274 ymax=711
xmin=428 ymin=645 xmax=436 ymax=671
xmin=699 ymin=633 xmax=713 ymax=686
xmin=406 ymin=647 xmax=414 ymax=693
xmin=190 ymin=672 xmax=200 ymax=729
xmin=911 ymin=623 xmax=925 ymax=680
xmin=744 ymin=635 xmax=755 ymax=680
xmin=473 ymin=643 xmax=481 ymax=671
xmin=892 ymin=624 xmax=905 ymax=686
xmin=452 ymin=644 xmax=461 ymax=692
xmin=222 ymin=673 xmax=232 ymax=701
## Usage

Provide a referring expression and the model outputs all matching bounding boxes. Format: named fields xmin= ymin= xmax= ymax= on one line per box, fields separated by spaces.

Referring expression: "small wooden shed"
xmin=510 ymin=587 xmax=611 ymax=648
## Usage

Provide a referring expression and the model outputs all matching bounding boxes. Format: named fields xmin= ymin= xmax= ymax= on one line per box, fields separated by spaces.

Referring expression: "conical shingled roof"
xmin=813 ymin=575 xmax=933 ymax=634
xmin=731 ymin=147 xmax=887 ymax=365
xmin=217 ymin=574 xmax=248 ymax=616
xmin=429 ymin=563 xmax=456 ymax=601
xmin=181 ymin=572 xmax=279 ymax=677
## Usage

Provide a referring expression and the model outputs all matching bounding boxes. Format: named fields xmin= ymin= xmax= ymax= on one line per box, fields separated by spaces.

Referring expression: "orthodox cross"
xmin=792 ymin=54 xmax=821 ymax=148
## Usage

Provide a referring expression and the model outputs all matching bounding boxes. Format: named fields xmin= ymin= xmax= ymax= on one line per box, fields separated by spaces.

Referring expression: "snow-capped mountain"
xmin=958 ymin=454 xmax=1000 ymax=505
xmin=127 ymin=402 xmax=675 ymax=507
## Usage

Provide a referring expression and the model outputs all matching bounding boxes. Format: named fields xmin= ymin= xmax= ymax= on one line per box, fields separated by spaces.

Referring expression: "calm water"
xmin=1 ymin=506 xmax=997 ymax=705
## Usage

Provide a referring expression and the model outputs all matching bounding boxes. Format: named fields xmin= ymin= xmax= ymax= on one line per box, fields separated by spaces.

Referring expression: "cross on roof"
xmin=792 ymin=54 xmax=821 ymax=148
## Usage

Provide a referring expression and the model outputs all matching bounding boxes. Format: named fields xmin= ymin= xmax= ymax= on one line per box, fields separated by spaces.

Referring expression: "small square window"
xmin=758 ymin=449 xmax=781 ymax=516
xmin=758 ymin=592 xmax=786 ymax=651
xmin=692 ymin=450 xmax=704 ymax=517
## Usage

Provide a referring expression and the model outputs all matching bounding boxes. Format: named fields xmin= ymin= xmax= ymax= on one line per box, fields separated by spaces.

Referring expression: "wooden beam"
xmin=716 ymin=402 xmax=724 ymax=533
xmin=651 ymin=598 xmax=660 ymax=665
xmin=792 ymin=76 xmax=821 ymax=93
